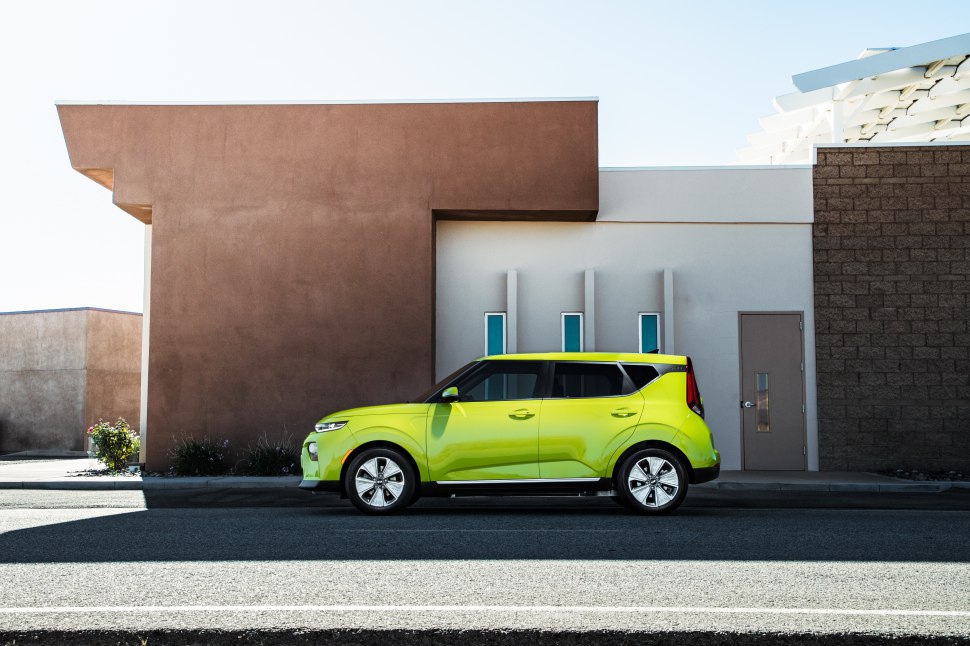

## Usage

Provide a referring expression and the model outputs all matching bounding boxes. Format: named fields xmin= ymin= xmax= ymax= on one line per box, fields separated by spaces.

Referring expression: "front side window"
xmin=455 ymin=360 xmax=542 ymax=402
xmin=552 ymin=362 xmax=628 ymax=398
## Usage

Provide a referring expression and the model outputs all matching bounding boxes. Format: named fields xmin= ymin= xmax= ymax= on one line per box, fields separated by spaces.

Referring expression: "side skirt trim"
xmin=435 ymin=478 xmax=601 ymax=485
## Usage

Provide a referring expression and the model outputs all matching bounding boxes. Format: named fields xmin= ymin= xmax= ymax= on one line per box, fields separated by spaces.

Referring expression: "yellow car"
xmin=300 ymin=352 xmax=719 ymax=514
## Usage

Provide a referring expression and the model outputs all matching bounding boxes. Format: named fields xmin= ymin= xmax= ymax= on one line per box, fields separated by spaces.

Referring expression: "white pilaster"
xmin=506 ymin=270 xmax=518 ymax=353
xmin=663 ymin=268 xmax=675 ymax=354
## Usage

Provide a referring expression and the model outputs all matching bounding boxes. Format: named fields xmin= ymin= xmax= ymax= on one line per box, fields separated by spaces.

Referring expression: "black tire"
xmin=616 ymin=448 xmax=688 ymax=514
xmin=343 ymin=447 xmax=417 ymax=515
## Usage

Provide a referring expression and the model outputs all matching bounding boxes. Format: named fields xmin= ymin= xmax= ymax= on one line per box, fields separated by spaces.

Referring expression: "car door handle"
xmin=509 ymin=409 xmax=535 ymax=419
xmin=611 ymin=408 xmax=639 ymax=418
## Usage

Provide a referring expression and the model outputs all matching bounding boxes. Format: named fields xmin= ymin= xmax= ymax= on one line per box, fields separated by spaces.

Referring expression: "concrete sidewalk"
xmin=0 ymin=457 xmax=967 ymax=492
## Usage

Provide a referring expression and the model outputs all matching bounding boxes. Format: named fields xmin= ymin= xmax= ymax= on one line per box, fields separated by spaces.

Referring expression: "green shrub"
xmin=240 ymin=432 xmax=302 ymax=476
xmin=169 ymin=436 xmax=229 ymax=476
xmin=87 ymin=418 xmax=140 ymax=472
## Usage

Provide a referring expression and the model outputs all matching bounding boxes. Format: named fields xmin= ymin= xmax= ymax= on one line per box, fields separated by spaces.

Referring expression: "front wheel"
xmin=616 ymin=448 xmax=688 ymax=514
xmin=344 ymin=447 xmax=417 ymax=515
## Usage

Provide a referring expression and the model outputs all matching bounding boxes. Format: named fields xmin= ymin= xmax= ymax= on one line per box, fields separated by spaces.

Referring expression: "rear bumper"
xmin=692 ymin=464 xmax=720 ymax=484
xmin=299 ymin=479 xmax=342 ymax=493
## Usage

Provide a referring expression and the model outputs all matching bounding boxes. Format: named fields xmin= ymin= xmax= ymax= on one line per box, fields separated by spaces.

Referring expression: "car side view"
xmin=299 ymin=352 xmax=720 ymax=514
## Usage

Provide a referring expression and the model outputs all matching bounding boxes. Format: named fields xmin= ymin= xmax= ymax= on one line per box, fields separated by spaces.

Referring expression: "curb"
xmin=0 ymin=476 xmax=303 ymax=491
xmin=693 ymin=481 xmax=970 ymax=493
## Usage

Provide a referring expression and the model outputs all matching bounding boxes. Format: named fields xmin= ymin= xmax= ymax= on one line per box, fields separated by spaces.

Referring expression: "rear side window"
xmin=621 ymin=363 xmax=661 ymax=391
xmin=552 ymin=363 xmax=628 ymax=398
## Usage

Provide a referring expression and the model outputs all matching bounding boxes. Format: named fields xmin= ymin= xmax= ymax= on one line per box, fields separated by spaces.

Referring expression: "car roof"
xmin=479 ymin=352 xmax=687 ymax=366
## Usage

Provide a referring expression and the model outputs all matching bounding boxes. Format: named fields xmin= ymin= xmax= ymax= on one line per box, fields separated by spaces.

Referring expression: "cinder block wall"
xmin=813 ymin=145 xmax=970 ymax=472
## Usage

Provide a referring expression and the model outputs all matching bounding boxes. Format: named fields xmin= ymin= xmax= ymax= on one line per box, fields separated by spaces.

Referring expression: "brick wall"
xmin=813 ymin=145 xmax=970 ymax=472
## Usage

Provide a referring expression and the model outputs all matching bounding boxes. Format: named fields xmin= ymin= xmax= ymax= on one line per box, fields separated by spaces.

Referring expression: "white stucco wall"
xmin=434 ymin=166 xmax=817 ymax=472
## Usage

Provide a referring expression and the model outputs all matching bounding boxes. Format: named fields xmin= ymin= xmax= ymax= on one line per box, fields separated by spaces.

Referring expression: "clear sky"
xmin=2 ymin=0 xmax=969 ymax=314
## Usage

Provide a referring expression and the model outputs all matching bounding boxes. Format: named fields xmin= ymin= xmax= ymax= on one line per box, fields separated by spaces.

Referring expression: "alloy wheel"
xmin=354 ymin=456 xmax=406 ymax=508
xmin=627 ymin=456 xmax=680 ymax=508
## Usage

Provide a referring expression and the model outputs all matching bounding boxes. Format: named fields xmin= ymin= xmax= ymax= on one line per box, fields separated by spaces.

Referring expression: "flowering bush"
xmin=169 ymin=436 xmax=229 ymax=476
xmin=87 ymin=418 xmax=140 ymax=472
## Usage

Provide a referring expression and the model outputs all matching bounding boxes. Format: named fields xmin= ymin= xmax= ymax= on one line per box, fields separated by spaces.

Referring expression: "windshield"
xmin=410 ymin=360 xmax=478 ymax=403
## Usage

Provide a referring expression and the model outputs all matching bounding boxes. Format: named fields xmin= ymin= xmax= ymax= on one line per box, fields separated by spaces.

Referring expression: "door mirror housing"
xmin=440 ymin=386 xmax=460 ymax=403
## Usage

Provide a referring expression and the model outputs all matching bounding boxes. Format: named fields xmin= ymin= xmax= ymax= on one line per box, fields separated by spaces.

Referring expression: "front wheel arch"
xmin=338 ymin=441 xmax=422 ymax=498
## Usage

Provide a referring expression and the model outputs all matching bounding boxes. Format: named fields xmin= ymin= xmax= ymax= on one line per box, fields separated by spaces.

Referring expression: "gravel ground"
xmin=1 ymin=629 xmax=969 ymax=646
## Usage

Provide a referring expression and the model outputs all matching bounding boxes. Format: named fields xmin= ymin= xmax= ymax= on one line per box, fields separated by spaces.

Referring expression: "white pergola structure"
xmin=739 ymin=33 xmax=970 ymax=164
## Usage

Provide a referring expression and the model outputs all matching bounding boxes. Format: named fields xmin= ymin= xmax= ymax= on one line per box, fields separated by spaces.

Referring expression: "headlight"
xmin=314 ymin=420 xmax=347 ymax=433
xmin=307 ymin=442 xmax=318 ymax=462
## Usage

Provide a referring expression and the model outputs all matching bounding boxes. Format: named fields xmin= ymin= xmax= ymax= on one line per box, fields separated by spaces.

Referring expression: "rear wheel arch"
xmin=610 ymin=440 xmax=694 ymax=486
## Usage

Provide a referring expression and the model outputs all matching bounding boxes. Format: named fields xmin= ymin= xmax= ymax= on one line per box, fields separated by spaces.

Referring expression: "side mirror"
xmin=440 ymin=386 xmax=460 ymax=403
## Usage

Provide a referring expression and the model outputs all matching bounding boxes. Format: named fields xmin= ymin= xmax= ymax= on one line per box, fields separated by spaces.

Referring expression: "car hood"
xmin=320 ymin=403 xmax=431 ymax=421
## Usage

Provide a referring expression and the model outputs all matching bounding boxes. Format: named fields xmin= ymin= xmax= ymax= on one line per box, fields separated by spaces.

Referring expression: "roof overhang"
xmin=739 ymin=33 xmax=970 ymax=164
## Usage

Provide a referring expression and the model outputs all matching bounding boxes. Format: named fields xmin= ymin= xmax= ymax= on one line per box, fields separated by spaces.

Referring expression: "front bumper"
xmin=298 ymin=478 xmax=342 ymax=493
xmin=692 ymin=463 xmax=720 ymax=484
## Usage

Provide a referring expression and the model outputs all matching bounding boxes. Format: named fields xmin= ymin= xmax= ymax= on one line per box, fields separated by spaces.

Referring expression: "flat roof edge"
xmin=811 ymin=140 xmax=970 ymax=163
xmin=0 ymin=307 xmax=143 ymax=316
xmin=55 ymin=97 xmax=600 ymax=107
xmin=600 ymin=165 xmax=812 ymax=171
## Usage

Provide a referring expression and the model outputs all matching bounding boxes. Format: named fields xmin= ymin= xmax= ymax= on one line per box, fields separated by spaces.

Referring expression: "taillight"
xmin=686 ymin=357 xmax=704 ymax=418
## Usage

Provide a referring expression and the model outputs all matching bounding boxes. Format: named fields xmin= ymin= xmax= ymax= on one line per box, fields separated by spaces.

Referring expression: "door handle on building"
xmin=509 ymin=409 xmax=535 ymax=419
xmin=611 ymin=408 xmax=638 ymax=418
xmin=741 ymin=401 xmax=755 ymax=408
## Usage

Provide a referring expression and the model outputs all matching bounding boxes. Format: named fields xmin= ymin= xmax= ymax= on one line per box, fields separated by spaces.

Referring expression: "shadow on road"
xmin=1 ymin=489 xmax=969 ymax=564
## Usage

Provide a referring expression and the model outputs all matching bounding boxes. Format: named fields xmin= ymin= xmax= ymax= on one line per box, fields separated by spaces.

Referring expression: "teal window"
xmin=484 ymin=312 xmax=506 ymax=356
xmin=561 ymin=312 xmax=584 ymax=352
xmin=639 ymin=313 xmax=661 ymax=353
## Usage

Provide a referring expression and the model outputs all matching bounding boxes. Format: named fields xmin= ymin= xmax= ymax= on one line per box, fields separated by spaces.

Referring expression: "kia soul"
xmin=300 ymin=352 xmax=720 ymax=514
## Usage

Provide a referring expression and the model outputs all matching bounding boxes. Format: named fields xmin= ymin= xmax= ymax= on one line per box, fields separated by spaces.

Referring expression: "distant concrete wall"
xmin=84 ymin=309 xmax=142 ymax=433
xmin=0 ymin=309 xmax=141 ymax=453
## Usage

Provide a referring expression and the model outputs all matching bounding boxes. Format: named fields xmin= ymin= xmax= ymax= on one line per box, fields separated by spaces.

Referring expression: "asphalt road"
xmin=0 ymin=489 xmax=969 ymax=644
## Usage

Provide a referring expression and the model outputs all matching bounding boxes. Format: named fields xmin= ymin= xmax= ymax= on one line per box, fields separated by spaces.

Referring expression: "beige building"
xmin=0 ymin=308 xmax=141 ymax=453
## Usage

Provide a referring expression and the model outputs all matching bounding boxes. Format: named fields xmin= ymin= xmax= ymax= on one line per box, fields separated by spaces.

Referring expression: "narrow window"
xmin=484 ymin=312 xmax=506 ymax=356
xmin=561 ymin=312 xmax=584 ymax=352
xmin=638 ymin=312 xmax=661 ymax=353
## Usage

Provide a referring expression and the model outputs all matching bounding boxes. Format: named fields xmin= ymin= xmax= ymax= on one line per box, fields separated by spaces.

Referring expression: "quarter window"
xmin=454 ymin=360 xmax=542 ymax=402
xmin=561 ymin=312 xmax=584 ymax=352
xmin=484 ymin=312 xmax=506 ymax=356
xmin=621 ymin=363 xmax=661 ymax=391
xmin=639 ymin=313 xmax=661 ymax=353
xmin=552 ymin=362 xmax=627 ymax=398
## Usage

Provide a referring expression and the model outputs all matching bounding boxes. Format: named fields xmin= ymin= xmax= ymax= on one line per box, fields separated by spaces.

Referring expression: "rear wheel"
xmin=616 ymin=448 xmax=688 ymax=514
xmin=344 ymin=447 xmax=417 ymax=515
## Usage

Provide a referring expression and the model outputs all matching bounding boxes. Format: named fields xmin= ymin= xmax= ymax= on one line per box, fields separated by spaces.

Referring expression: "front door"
xmin=739 ymin=313 xmax=806 ymax=470
xmin=428 ymin=360 xmax=543 ymax=481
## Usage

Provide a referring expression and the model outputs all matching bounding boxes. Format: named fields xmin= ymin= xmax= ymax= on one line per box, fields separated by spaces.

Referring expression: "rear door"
xmin=538 ymin=362 xmax=644 ymax=479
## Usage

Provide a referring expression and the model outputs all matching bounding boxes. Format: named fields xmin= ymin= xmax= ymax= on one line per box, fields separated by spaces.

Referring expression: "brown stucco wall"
xmin=58 ymin=101 xmax=599 ymax=469
xmin=0 ymin=309 xmax=141 ymax=453
xmin=813 ymin=145 xmax=970 ymax=472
